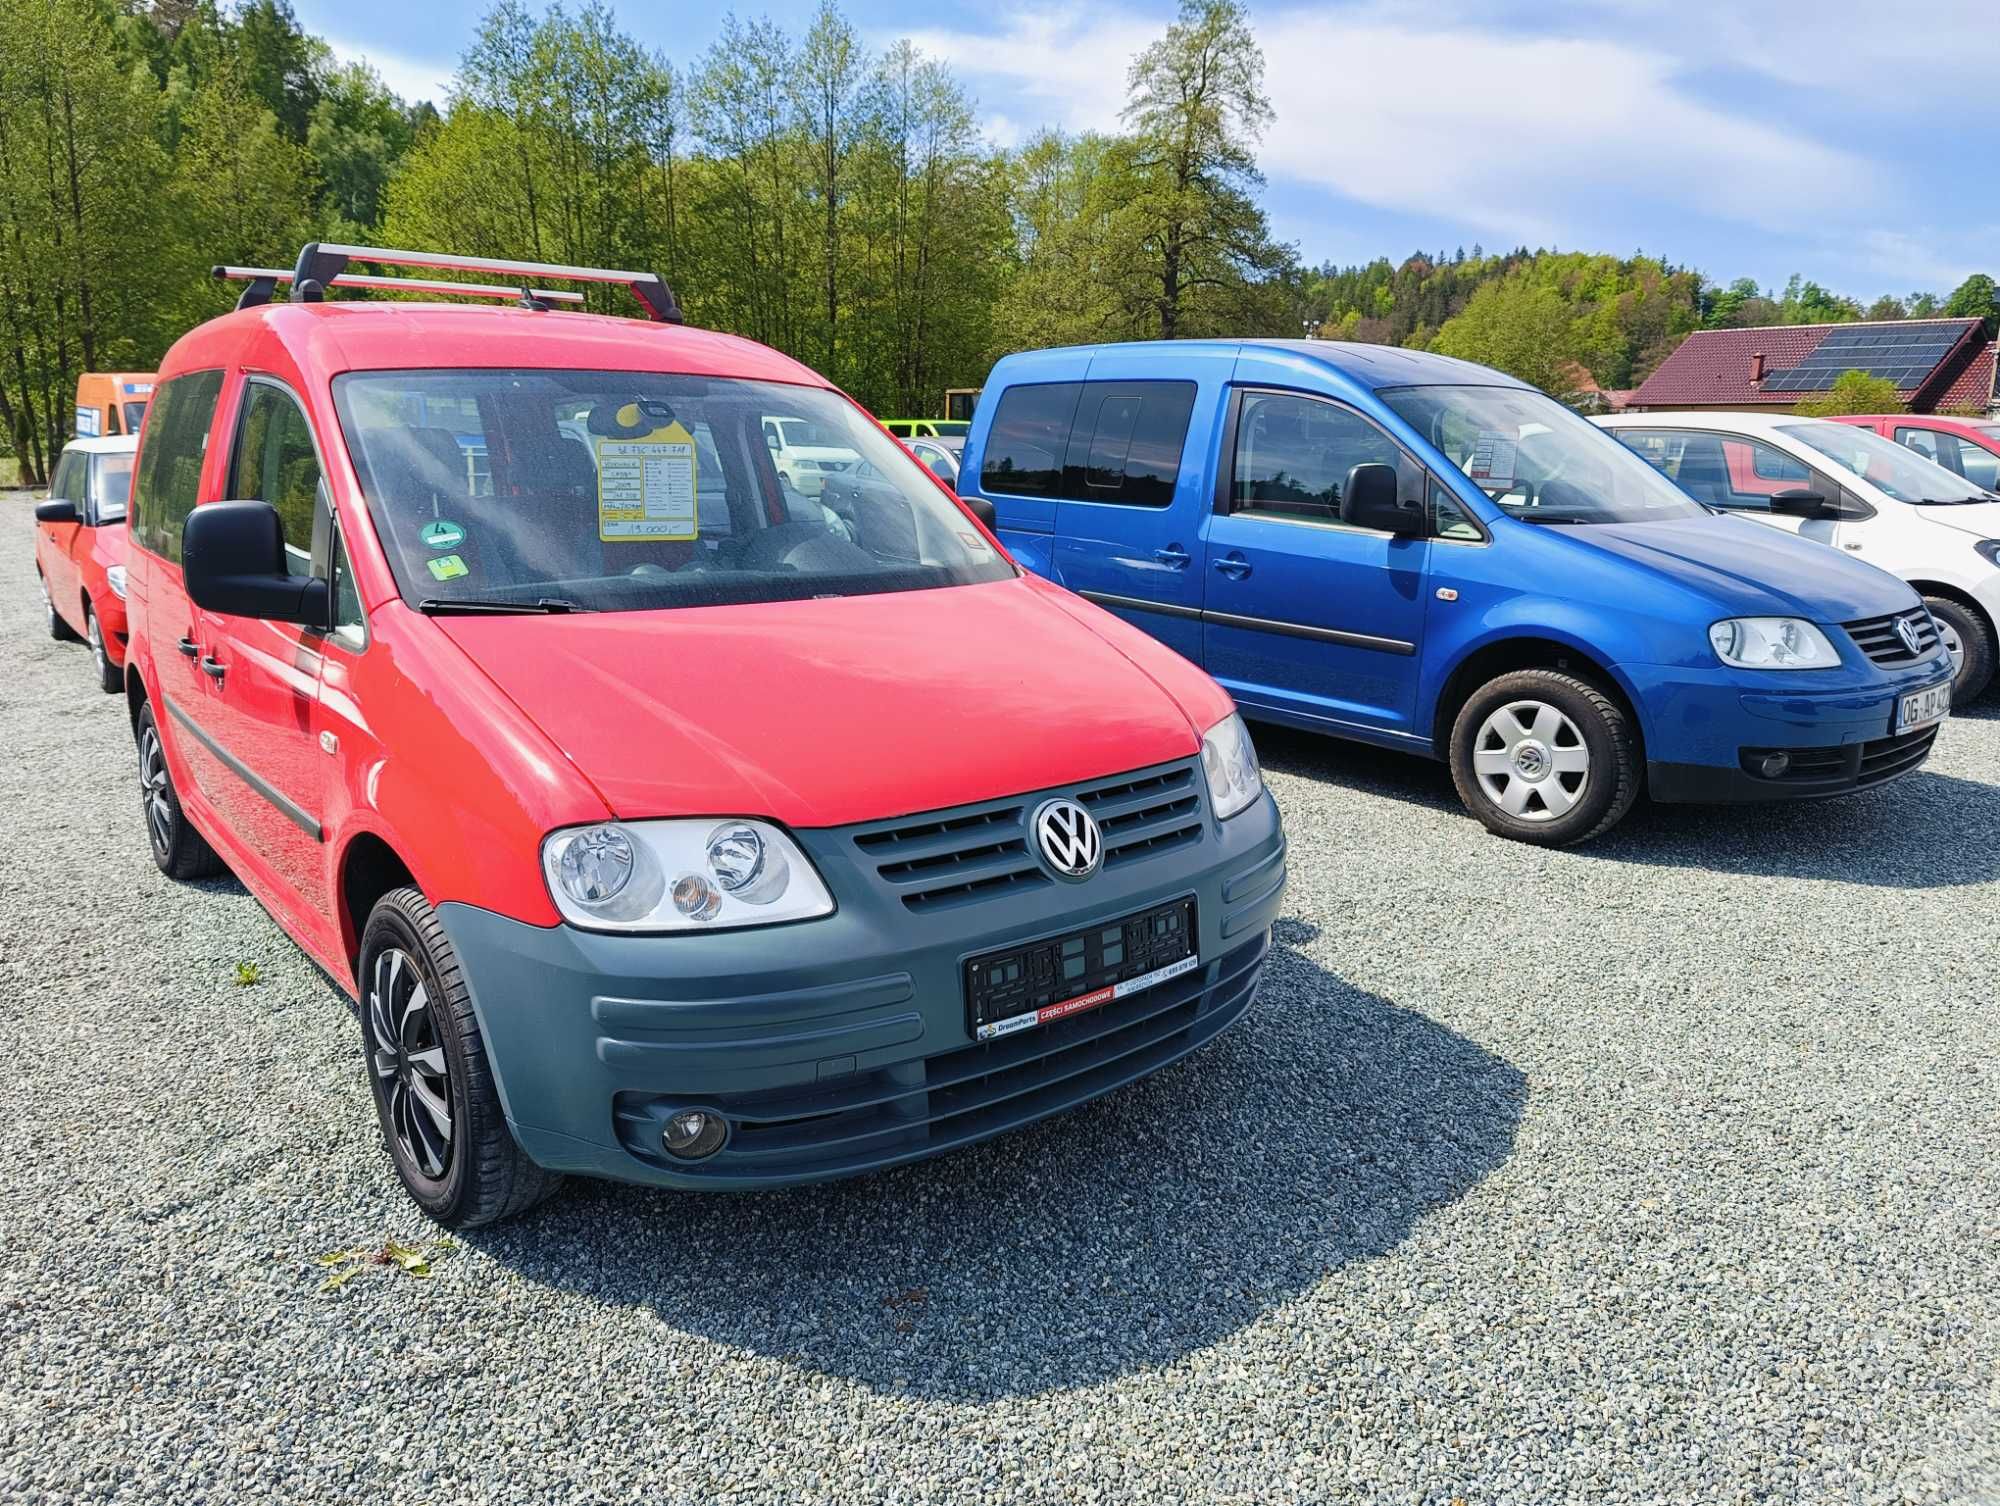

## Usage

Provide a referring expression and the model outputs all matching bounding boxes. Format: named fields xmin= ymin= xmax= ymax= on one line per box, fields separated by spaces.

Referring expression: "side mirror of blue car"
xmin=1341 ymin=462 xmax=1423 ymax=536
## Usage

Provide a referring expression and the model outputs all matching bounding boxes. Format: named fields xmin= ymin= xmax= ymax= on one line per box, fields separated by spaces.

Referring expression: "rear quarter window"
xmin=980 ymin=382 xmax=1082 ymax=497
xmin=130 ymin=371 xmax=224 ymax=562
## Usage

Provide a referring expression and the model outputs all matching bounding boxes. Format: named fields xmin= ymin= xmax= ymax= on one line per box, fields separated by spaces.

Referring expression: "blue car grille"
xmin=1843 ymin=610 xmax=1941 ymax=666
xmin=850 ymin=759 xmax=1207 ymax=913
xmin=611 ymin=930 xmax=1267 ymax=1183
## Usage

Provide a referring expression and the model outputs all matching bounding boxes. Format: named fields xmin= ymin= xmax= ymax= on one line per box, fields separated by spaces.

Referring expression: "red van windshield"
xmin=332 ymin=370 xmax=1012 ymax=612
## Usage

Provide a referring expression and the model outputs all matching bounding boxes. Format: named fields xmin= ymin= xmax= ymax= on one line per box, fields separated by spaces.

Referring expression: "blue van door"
xmin=1201 ymin=389 xmax=1431 ymax=739
xmin=1045 ymin=358 xmax=1227 ymax=664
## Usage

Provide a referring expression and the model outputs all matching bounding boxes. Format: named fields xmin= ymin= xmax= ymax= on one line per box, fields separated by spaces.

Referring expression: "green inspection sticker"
xmin=419 ymin=519 xmax=466 ymax=550
xmin=426 ymin=553 xmax=469 ymax=582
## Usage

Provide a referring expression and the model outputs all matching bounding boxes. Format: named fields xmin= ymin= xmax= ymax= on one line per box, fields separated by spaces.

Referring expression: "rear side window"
xmin=229 ymin=383 xmax=325 ymax=577
xmin=980 ymin=382 xmax=1081 ymax=497
xmin=130 ymin=371 xmax=223 ymax=562
xmin=1065 ymin=382 xmax=1196 ymax=506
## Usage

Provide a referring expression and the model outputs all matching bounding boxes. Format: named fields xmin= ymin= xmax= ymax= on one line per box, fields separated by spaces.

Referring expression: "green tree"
xmin=1115 ymin=0 xmax=1283 ymax=339
xmin=1796 ymin=369 xmax=1904 ymax=417
xmin=1431 ymin=276 xmax=1581 ymax=395
xmin=307 ymin=60 xmax=414 ymax=230
xmin=1944 ymin=273 xmax=1998 ymax=337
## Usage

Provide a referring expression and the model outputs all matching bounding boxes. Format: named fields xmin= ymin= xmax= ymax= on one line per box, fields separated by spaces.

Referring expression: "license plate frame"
xmin=1894 ymin=679 xmax=1952 ymax=735
xmin=964 ymin=897 xmax=1199 ymax=1042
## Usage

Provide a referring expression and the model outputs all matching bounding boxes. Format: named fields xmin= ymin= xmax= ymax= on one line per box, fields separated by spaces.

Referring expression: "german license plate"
xmin=1895 ymin=680 xmax=1951 ymax=734
xmin=966 ymin=898 xmax=1198 ymax=1041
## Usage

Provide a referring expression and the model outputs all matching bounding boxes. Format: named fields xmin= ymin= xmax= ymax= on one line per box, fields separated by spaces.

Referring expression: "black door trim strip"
xmin=1079 ymin=591 xmax=1416 ymax=656
xmin=163 ymin=694 xmax=324 ymax=842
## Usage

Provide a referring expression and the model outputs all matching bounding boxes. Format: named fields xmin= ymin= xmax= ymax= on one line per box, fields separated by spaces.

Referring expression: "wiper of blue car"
xmin=417 ymin=596 xmax=589 ymax=615
xmin=1514 ymin=512 xmax=1595 ymax=524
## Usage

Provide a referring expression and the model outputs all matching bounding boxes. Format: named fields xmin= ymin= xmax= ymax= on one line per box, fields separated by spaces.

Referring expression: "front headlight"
xmin=1201 ymin=712 xmax=1264 ymax=820
xmin=106 ymin=565 xmax=128 ymax=600
xmin=540 ymin=819 xmax=834 ymax=933
xmin=1975 ymin=539 xmax=2000 ymax=568
xmin=1708 ymin=617 xmax=1838 ymax=670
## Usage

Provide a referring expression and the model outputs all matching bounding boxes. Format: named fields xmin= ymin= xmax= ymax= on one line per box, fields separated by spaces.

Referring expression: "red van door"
xmin=193 ymin=377 xmax=336 ymax=937
xmin=128 ymin=370 xmax=237 ymax=813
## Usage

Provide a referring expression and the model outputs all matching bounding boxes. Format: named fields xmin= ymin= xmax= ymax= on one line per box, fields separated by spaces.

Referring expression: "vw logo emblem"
xmin=1895 ymin=615 xmax=1923 ymax=656
xmin=1033 ymin=798 xmax=1103 ymax=880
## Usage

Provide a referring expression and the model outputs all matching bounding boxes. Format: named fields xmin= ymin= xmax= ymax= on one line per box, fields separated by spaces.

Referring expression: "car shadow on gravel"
xmin=1253 ymin=723 xmax=1462 ymax=812
xmin=465 ymin=925 xmax=1525 ymax=1402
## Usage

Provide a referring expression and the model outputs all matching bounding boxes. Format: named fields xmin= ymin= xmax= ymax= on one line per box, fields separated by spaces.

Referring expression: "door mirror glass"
xmin=1340 ymin=462 xmax=1420 ymax=534
xmin=34 ymin=499 xmax=79 ymax=525
xmin=184 ymin=500 xmax=329 ymax=625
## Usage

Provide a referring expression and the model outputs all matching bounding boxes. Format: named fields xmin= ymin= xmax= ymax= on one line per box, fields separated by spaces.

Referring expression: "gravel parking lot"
xmin=2 ymin=490 xmax=1996 ymax=1505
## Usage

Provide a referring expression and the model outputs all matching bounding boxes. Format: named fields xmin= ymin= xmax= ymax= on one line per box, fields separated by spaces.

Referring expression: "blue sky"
xmin=299 ymin=0 xmax=1999 ymax=301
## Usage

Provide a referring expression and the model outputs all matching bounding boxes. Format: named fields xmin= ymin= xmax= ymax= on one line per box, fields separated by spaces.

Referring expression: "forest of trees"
xmin=2 ymin=0 xmax=1996 ymax=483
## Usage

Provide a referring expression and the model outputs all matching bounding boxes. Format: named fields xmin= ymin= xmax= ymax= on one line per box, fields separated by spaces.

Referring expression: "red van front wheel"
xmin=358 ymin=888 xmax=562 ymax=1228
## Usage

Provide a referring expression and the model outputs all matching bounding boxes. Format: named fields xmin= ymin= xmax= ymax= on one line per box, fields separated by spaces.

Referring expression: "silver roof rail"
xmin=214 ymin=265 xmax=588 ymax=314
xmin=287 ymin=242 xmax=685 ymax=324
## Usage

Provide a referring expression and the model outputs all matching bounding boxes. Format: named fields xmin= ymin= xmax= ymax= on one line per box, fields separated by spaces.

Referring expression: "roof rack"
xmin=287 ymin=242 xmax=684 ymax=324
xmin=214 ymin=265 xmax=589 ymax=314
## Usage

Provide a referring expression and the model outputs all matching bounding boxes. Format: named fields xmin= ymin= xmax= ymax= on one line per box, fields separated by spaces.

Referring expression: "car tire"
xmin=359 ymin=887 xmax=563 ymax=1229
xmin=136 ymin=702 xmax=226 ymax=880
xmin=1923 ymin=596 xmax=1995 ymax=705
xmin=39 ymin=570 xmax=77 ymax=642
xmin=1449 ymin=668 xmax=1640 ymax=846
xmin=85 ymin=606 xmax=121 ymax=695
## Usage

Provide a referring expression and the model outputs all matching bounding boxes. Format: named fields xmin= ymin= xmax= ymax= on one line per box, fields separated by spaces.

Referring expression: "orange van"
xmin=75 ymin=371 xmax=156 ymax=439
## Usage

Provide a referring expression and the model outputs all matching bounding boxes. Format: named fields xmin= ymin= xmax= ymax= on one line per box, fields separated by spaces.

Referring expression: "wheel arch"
xmin=1430 ymin=633 xmax=1649 ymax=760
xmin=337 ymin=831 xmax=425 ymax=980
xmin=1910 ymin=580 xmax=1996 ymax=640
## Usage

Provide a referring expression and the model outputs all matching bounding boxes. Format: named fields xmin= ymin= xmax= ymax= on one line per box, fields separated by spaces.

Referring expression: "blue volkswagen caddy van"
xmin=960 ymin=341 xmax=1955 ymax=845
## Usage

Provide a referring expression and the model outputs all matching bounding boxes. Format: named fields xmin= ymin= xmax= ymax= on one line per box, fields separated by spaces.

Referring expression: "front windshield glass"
xmin=332 ymin=370 xmax=1012 ymax=612
xmin=91 ymin=453 xmax=133 ymax=521
xmin=1781 ymin=421 xmax=1995 ymax=503
xmin=1380 ymin=385 xmax=1705 ymax=524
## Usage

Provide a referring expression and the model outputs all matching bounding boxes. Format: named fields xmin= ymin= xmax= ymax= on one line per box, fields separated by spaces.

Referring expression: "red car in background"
xmin=35 ymin=435 xmax=136 ymax=693
xmin=1836 ymin=414 xmax=2000 ymax=494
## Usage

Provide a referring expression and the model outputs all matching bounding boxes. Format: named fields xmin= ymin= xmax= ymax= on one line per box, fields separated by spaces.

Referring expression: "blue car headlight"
xmin=1708 ymin=617 xmax=1839 ymax=670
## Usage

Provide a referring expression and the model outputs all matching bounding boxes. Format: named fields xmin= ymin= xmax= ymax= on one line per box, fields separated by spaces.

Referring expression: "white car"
xmin=761 ymin=415 xmax=861 ymax=497
xmin=1596 ymin=411 xmax=2000 ymax=703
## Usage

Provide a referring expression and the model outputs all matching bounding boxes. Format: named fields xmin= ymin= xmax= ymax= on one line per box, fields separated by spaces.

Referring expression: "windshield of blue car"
xmin=91 ymin=454 xmax=133 ymax=521
xmin=1381 ymin=385 xmax=1706 ymax=524
xmin=333 ymin=370 xmax=1012 ymax=613
xmin=1778 ymin=421 xmax=1995 ymax=504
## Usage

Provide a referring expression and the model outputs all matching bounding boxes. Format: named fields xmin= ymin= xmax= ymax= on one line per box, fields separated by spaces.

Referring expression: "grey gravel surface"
xmin=1 ymin=490 xmax=1997 ymax=1505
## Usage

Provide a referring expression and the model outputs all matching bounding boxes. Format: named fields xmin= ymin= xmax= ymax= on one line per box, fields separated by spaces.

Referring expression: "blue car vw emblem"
xmin=1033 ymin=798 xmax=1103 ymax=879
xmin=1896 ymin=615 xmax=1924 ymax=656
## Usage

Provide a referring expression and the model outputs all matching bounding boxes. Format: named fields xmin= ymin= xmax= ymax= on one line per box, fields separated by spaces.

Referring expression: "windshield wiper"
xmin=417 ymin=596 xmax=588 ymax=615
xmin=1513 ymin=512 xmax=1594 ymax=525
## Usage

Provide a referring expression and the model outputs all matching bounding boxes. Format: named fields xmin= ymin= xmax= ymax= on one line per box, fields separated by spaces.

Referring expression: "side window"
xmin=1614 ymin=429 xmax=1811 ymax=511
xmin=1431 ymin=482 xmax=1484 ymax=542
xmin=1063 ymin=381 xmax=1196 ymax=507
xmin=1231 ymin=392 xmax=1406 ymax=523
xmin=229 ymin=383 xmax=325 ymax=578
xmin=330 ymin=530 xmax=364 ymax=641
xmin=129 ymin=371 xmax=223 ymax=562
xmin=979 ymin=382 xmax=1081 ymax=497
xmin=1953 ymin=437 xmax=1999 ymax=492
xmin=1895 ymin=427 xmax=1949 ymax=469
xmin=51 ymin=453 xmax=84 ymax=505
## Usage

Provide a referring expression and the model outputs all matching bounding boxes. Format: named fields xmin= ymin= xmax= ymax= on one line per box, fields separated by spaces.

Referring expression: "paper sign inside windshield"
xmin=1466 ymin=432 xmax=1519 ymax=488
xmin=598 ymin=422 xmax=698 ymax=542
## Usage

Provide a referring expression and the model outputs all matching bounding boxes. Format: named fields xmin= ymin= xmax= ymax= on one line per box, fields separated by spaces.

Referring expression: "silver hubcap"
xmin=139 ymin=727 xmax=173 ymax=855
xmin=368 ymin=948 xmax=454 ymax=1180
xmin=1939 ymin=620 xmax=1965 ymax=677
xmin=40 ymin=576 xmax=55 ymax=630
xmin=88 ymin=614 xmax=105 ymax=669
xmin=1473 ymin=700 xmax=1591 ymax=822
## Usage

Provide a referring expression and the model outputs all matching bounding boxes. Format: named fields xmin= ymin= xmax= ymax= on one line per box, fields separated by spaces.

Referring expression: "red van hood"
xmin=434 ymin=577 xmax=1209 ymax=828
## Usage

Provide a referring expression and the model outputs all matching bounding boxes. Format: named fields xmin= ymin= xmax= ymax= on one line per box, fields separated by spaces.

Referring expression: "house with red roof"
xmin=1628 ymin=317 xmax=1996 ymax=416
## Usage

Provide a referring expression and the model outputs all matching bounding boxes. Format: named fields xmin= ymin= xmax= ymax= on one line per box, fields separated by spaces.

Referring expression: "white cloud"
xmin=322 ymin=34 xmax=456 ymax=106
xmin=901 ymin=9 xmax=1159 ymax=138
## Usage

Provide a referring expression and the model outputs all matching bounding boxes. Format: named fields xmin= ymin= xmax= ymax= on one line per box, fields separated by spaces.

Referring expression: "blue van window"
xmin=1231 ymin=393 xmax=1403 ymax=522
xmin=981 ymin=382 xmax=1082 ymax=497
xmin=1065 ymin=381 xmax=1196 ymax=506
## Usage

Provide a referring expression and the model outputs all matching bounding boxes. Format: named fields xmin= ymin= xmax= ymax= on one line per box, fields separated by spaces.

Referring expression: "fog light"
xmin=662 ymin=1109 xmax=727 ymax=1160
xmin=1758 ymin=751 xmax=1791 ymax=779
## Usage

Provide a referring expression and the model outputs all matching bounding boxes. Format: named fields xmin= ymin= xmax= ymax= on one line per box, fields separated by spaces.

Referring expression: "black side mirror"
xmin=1340 ymin=462 xmax=1422 ymax=535
xmin=184 ymin=500 xmax=329 ymax=626
xmin=962 ymin=494 xmax=997 ymax=529
xmin=1768 ymin=488 xmax=1830 ymax=518
xmin=35 ymin=499 xmax=78 ymax=525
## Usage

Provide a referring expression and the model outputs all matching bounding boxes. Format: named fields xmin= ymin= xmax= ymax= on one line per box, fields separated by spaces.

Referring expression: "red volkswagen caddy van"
xmin=121 ymin=244 xmax=1287 ymax=1226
